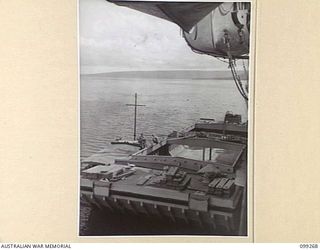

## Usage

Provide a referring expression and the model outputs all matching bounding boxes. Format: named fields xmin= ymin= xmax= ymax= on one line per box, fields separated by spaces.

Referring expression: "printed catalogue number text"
xmin=300 ymin=244 xmax=318 ymax=248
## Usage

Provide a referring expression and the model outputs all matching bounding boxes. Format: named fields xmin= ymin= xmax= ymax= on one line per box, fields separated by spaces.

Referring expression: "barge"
xmin=80 ymin=112 xmax=247 ymax=235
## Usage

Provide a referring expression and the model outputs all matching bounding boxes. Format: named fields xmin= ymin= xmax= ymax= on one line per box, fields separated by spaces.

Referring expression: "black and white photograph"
xmin=79 ymin=0 xmax=252 ymax=236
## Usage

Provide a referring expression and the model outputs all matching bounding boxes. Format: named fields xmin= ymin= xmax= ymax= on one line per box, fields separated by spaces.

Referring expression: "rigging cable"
xmin=242 ymin=59 xmax=249 ymax=93
xmin=224 ymin=30 xmax=248 ymax=101
xmin=230 ymin=58 xmax=248 ymax=101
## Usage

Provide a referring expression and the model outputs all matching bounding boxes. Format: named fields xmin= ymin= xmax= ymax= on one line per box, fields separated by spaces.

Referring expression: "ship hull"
xmin=81 ymin=187 xmax=243 ymax=234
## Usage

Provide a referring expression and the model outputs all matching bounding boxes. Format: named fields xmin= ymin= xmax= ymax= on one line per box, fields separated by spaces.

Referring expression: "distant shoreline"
xmin=81 ymin=70 xmax=247 ymax=80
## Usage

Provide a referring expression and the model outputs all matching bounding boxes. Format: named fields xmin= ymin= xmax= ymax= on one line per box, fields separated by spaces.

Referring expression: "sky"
xmin=79 ymin=0 xmax=227 ymax=74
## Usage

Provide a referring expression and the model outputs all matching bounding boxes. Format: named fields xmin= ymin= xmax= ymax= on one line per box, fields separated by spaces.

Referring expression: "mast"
xmin=126 ymin=93 xmax=146 ymax=140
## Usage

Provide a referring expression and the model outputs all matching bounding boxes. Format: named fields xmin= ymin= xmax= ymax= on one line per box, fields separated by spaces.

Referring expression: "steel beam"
xmin=101 ymin=196 xmax=114 ymax=212
xmin=140 ymin=202 xmax=151 ymax=216
xmin=90 ymin=195 xmax=103 ymax=210
xmin=195 ymin=211 xmax=203 ymax=228
xmin=167 ymin=137 xmax=244 ymax=151
xmin=181 ymin=208 xmax=190 ymax=225
xmin=113 ymin=197 xmax=125 ymax=214
xmin=125 ymin=200 xmax=137 ymax=215
xmin=167 ymin=207 xmax=176 ymax=223
xmin=154 ymin=204 xmax=165 ymax=219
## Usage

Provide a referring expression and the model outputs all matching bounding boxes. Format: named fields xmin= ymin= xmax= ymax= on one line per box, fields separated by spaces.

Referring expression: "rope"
xmin=228 ymin=53 xmax=248 ymax=101
xmin=242 ymin=59 xmax=249 ymax=80
xmin=242 ymin=59 xmax=249 ymax=93
xmin=223 ymin=31 xmax=248 ymax=102
xmin=230 ymin=59 xmax=248 ymax=101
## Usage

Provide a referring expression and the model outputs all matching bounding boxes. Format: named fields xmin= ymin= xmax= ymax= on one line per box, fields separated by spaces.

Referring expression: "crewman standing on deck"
xmin=152 ymin=134 xmax=159 ymax=144
xmin=137 ymin=133 xmax=146 ymax=148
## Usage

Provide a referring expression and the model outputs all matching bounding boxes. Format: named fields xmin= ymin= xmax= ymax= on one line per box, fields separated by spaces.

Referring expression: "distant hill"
xmin=83 ymin=70 xmax=247 ymax=80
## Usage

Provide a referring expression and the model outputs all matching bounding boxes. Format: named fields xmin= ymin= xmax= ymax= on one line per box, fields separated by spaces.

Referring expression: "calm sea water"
xmin=80 ymin=75 xmax=247 ymax=159
xmin=79 ymin=74 xmax=247 ymax=235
